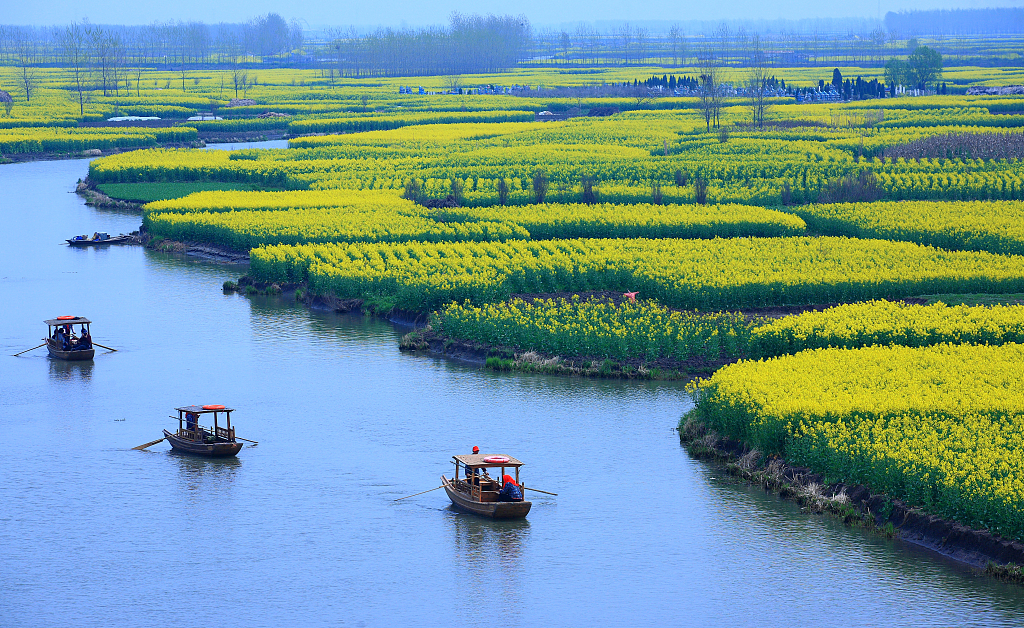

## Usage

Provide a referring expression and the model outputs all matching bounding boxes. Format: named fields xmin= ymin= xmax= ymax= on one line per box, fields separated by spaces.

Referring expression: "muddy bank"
xmin=75 ymin=180 xmax=143 ymax=211
xmin=147 ymin=235 xmax=250 ymax=264
xmin=399 ymin=324 xmax=719 ymax=380
xmin=678 ymin=416 xmax=1024 ymax=580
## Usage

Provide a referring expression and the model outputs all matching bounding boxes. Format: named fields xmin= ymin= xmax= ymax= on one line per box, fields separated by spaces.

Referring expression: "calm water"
xmin=2 ymin=151 xmax=1023 ymax=627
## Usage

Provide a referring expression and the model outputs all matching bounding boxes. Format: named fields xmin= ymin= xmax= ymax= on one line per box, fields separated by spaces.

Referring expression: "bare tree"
xmin=442 ymin=74 xmax=462 ymax=94
xmin=745 ymin=35 xmax=772 ymax=129
xmin=14 ymin=29 xmax=37 ymax=102
xmin=127 ymin=29 xmax=149 ymax=97
xmin=697 ymin=44 xmax=722 ymax=131
xmin=90 ymin=27 xmax=113 ymax=96
xmin=634 ymin=27 xmax=649 ymax=65
xmin=59 ymin=22 xmax=91 ymax=116
xmin=618 ymin=23 xmax=633 ymax=65
xmin=668 ymin=24 xmax=685 ymax=66
xmin=559 ymin=31 xmax=571 ymax=65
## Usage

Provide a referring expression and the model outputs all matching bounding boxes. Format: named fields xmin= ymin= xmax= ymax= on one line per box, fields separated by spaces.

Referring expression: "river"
xmin=1 ymin=147 xmax=1022 ymax=627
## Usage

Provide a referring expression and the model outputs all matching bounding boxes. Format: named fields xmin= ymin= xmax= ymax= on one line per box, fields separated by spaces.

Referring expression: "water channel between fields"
xmin=1 ymin=145 xmax=1022 ymax=627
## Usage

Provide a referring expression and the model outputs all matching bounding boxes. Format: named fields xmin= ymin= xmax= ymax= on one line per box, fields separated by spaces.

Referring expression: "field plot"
xmin=688 ymin=342 xmax=1024 ymax=541
xmin=789 ymin=200 xmax=1024 ymax=256
xmin=749 ymin=300 xmax=1024 ymax=356
xmin=250 ymin=237 xmax=1024 ymax=312
xmin=434 ymin=297 xmax=754 ymax=361
xmin=98 ymin=182 xmax=264 ymax=202
xmin=142 ymin=190 xmax=806 ymax=247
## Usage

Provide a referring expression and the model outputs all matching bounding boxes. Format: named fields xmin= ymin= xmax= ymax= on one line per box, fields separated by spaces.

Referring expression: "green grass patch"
xmin=917 ymin=293 xmax=1024 ymax=306
xmin=97 ymin=181 xmax=264 ymax=203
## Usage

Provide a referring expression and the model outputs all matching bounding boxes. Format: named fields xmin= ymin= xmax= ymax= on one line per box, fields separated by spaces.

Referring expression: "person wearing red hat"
xmin=468 ymin=446 xmax=482 ymax=485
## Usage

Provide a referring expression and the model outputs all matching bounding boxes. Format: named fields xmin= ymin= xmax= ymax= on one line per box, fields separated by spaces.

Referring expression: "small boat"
xmin=66 ymin=232 xmax=131 ymax=246
xmin=44 ymin=316 xmax=95 ymax=361
xmin=442 ymin=454 xmax=532 ymax=519
xmin=163 ymin=405 xmax=244 ymax=457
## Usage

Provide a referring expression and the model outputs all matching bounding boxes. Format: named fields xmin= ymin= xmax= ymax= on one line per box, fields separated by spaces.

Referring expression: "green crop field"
xmin=97 ymin=181 xmax=265 ymax=202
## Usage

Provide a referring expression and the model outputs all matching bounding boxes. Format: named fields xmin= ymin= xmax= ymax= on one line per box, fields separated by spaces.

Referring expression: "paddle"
xmin=236 ymin=437 xmax=259 ymax=446
xmin=523 ymin=486 xmax=558 ymax=496
xmin=394 ymin=485 xmax=443 ymax=501
xmin=132 ymin=437 xmax=165 ymax=450
xmin=93 ymin=342 xmax=118 ymax=351
xmin=12 ymin=343 xmax=45 ymax=356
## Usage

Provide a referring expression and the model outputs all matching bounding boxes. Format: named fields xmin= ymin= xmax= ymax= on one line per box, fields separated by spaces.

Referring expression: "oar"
xmin=394 ymin=485 xmax=443 ymax=501
xmin=236 ymin=437 xmax=258 ymax=446
xmin=132 ymin=437 xmax=165 ymax=450
xmin=12 ymin=343 xmax=46 ymax=356
xmin=93 ymin=342 xmax=118 ymax=351
xmin=523 ymin=486 xmax=558 ymax=496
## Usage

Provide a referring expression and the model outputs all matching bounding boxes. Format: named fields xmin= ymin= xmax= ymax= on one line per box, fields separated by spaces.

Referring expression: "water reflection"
xmin=448 ymin=512 xmax=529 ymax=572
xmin=47 ymin=357 xmax=93 ymax=383
xmin=169 ymin=451 xmax=241 ymax=506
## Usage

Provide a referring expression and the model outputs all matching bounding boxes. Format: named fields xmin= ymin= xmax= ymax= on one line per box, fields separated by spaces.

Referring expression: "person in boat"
xmin=467 ymin=446 xmax=486 ymax=485
xmin=78 ymin=328 xmax=92 ymax=349
xmin=497 ymin=475 xmax=523 ymax=502
xmin=55 ymin=326 xmax=71 ymax=350
xmin=186 ymin=412 xmax=198 ymax=434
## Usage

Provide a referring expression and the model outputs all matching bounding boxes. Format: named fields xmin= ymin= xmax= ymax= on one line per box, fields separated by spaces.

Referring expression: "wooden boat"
xmin=66 ymin=232 xmax=131 ymax=246
xmin=442 ymin=454 xmax=532 ymax=519
xmin=164 ymin=405 xmax=244 ymax=457
xmin=44 ymin=317 xmax=95 ymax=361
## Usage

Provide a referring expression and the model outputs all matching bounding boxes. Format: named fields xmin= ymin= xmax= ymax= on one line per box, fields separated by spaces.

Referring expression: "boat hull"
xmin=46 ymin=341 xmax=94 ymax=361
xmin=442 ymin=476 xmax=531 ymax=519
xmin=163 ymin=429 xmax=242 ymax=457
xmin=67 ymin=236 xmax=131 ymax=246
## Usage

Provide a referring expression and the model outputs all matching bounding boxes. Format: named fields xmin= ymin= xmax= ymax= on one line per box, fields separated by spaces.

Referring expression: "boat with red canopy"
xmin=44 ymin=316 xmax=95 ymax=361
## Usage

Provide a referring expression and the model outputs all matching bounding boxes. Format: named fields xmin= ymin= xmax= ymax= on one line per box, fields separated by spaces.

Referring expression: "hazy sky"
xmin=5 ymin=0 xmax=1020 ymax=27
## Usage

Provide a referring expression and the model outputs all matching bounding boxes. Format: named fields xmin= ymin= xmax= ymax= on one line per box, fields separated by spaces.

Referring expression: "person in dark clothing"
xmin=497 ymin=474 xmax=523 ymax=502
xmin=55 ymin=326 xmax=71 ymax=350
xmin=78 ymin=328 xmax=92 ymax=350
xmin=467 ymin=446 xmax=483 ymax=485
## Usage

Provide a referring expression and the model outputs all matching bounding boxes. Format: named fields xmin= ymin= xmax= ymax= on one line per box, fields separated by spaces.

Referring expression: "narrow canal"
xmin=1 ymin=151 xmax=1022 ymax=627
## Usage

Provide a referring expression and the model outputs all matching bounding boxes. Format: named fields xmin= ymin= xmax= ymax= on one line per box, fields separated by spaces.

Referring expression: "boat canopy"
xmin=176 ymin=405 xmax=235 ymax=414
xmin=44 ymin=317 xmax=91 ymax=326
xmin=453 ymin=454 xmax=524 ymax=468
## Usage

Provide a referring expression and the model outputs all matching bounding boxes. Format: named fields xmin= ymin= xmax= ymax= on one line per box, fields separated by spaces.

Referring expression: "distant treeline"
xmin=0 ymin=14 xmax=303 ymax=67
xmin=323 ymin=14 xmax=532 ymax=77
xmin=884 ymin=8 xmax=1024 ymax=35
xmin=0 ymin=13 xmax=532 ymax=77
xmin=1 ymin=8 xmax=1023 ymax=80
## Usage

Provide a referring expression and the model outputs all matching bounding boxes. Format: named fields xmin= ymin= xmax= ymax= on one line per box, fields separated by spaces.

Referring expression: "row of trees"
xmin=315 ymin=14 xmax=532 ymax=78
xmin=7 ymin=16 xmax=299 ymax=111
xmin=0 ymin=15 xmax=1007 ymax=73
xmin=0 ymin=15 xmax=301 ymax=71
xmin=529 ymin=20 xmax=993 ymax=69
